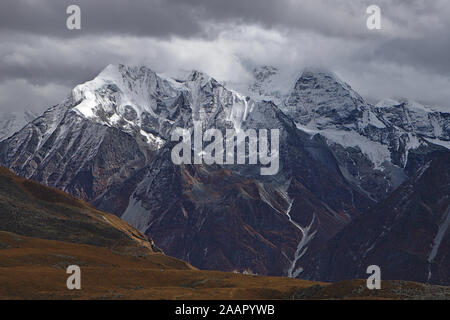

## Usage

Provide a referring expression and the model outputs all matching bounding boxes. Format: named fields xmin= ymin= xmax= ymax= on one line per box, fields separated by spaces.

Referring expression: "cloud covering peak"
xmin=1 ymin=0 xmax=449 ymax=113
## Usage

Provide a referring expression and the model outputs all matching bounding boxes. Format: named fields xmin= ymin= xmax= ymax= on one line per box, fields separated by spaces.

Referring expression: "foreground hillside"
xmin=0 ymin=231 xmax=317 ymax=300
xmin=0 ymin=167 xmax=448 ymax=300
xmin=1 ymin=231 xmax=449 ymax=300
xmin=0 ymin=167 xmax=159 ymax=253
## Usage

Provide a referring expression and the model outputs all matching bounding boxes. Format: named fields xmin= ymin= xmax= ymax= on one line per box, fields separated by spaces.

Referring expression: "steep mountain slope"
xmin=302 ymin=151 xmax=450 ymax=285
xmin=375 ymin=99 xmax=450 ymax=146
xmin=0 ymin=110 xmax=39 ymax=141
xmin=0 ymin=67 xmax=167 ymax=203
xmin=0 ymin=65 xmax=262 ymax=204
xmin=119 ymin=125 xmax=371 ymax=276
xmin=244 ymin=66 xmax=297 ymax=106
xmin=117 ymin=96 xmax=372 ymax=276
xmin=0 ymin=166 xmax=160 ymax=252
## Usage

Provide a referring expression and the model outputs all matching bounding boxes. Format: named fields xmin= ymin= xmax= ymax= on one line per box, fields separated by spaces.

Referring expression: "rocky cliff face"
xmin=302 ymin=151 xmax=450 ymax=285
xmin=0 ymin=100 xmax=152 ymax=203
xmin=0 ymin=110 xmax=39 ymax=142
xmin=119 ymin=100 xmax=372 ymax=275
xmin=1 ymin=64 xmax=449 ymax=282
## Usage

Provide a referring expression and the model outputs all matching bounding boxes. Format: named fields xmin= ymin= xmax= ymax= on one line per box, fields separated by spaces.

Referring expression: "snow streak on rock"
xmin=428 ymin=205 xmax=450 ymax=281
xmin=286 ymin=206 xmax=317 ymax=278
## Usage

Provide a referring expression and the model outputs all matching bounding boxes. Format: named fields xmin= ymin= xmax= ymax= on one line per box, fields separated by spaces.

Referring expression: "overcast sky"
xmin=1 ymin=0 xmax=450 ymax=113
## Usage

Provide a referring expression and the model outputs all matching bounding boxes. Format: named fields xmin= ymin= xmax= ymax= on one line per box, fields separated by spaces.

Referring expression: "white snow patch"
xmin=287 ymin=205 xmax=317 ymax=278
xmin=295 ymin=123 xmax=392 ymax=170
xmin=424 ymin=138 xmax=450 ymax=150
xmin=140 ymin=130 xmax=165 ymax=148
xmin=376 ymin=98 xmax=449 ymax=113
xmin=360 ymin=110 xmax=386 ymax=129
xmin=321 ymin=129 xmax=391 ymax=170
xmin=427 ymin=205 xmax=450 ymax=280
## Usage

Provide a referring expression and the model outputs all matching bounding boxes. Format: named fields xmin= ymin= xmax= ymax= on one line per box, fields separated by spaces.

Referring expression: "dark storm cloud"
xmin=0 ymin=0 xmax=424 ymax=39
xmin=0 ymin=33 xmax=119 ymax=85
xmin=0 ymin=0 xmax=335 ymax=38
xmin=0 ymin=0 xmax=204 ymax=38
xmin=375 ymin=33 xmax=450 ymax=77
xmin=0 ymin=0 xmax=449 ymax=113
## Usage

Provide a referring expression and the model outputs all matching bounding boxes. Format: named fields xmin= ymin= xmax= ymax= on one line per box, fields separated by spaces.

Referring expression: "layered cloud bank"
xmin=1 ymin=0 xmax=450 ymax=113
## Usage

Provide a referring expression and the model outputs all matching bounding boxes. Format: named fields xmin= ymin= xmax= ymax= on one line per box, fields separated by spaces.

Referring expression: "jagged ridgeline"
xmin=0 ymin=64 xmax=449 ymax=284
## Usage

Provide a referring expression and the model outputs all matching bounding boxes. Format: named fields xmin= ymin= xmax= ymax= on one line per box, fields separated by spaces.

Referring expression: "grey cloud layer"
xmin=3 ymin=0 xmax=447 ymax=38
xmin=0 ymin=0 xmax=203 ymax=38
xmin=0 ymin=0 xmax=449 ymax=112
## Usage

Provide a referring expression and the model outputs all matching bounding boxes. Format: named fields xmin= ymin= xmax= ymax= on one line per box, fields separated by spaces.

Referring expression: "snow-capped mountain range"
xmin=0 ymin=64 xmax=449 ymax=284
xmin=248 ymin=66 xmax=449 ymax=200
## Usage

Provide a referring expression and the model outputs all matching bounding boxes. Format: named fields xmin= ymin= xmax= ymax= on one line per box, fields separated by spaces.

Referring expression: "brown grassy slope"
xmin=0 ymin=231 xmax=320 ymax=299
xmin=0 ymin=167 xmax=158 ymax=253
xmin=1 ymin=231 xmax=449 ymax=300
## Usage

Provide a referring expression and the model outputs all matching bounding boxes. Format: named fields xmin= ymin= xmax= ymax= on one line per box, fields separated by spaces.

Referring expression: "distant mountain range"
xmin=1 ymin=64 xmax=449 ymax=285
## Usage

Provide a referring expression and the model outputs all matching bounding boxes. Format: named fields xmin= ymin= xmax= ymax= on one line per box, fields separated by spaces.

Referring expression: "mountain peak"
xmin=252 ymin=65 xmax=279 ymax=81
xmin=185 ymin=70 xmax=215 ymax=86
xmin=69 ymin=63 xmax=184 ymax=143
xmin=301 ymin=66 xmax=336 ymax=75
xmin=0 ymin=110 xmax=40 ymax=141
xmin=295 ymin=68 xmax=351 ymax=92
xmin=95 ymin=63 xmax=159 ymax=84
xmin=285 ymin=68 xmax=365 ymax=128
xmin=246 ymin=65 xmax=292 ymax=105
